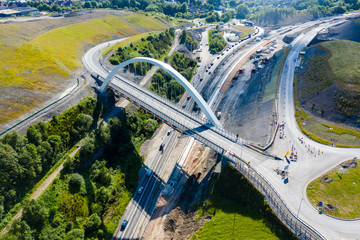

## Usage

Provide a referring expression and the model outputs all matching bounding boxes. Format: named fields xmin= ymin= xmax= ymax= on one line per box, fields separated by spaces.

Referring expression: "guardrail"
xmin=0 ymin=78 xmax=80 ymax=137
xmin=109 ymin=83 xmax=325 ymax=240
xmin=226 ymin=154 xmax=325 ymax=240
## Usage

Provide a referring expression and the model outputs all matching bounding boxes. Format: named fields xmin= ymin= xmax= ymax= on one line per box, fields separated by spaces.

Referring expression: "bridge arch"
xmin=100 ymin=57 xmax=221 ymax=127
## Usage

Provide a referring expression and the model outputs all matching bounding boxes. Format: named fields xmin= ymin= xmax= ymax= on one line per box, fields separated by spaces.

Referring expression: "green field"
xmin=191 ymin=166 xmax=296 ymax=240
xmin=307 ymin=160 xmax=360 ymax=219
xmin=0 ymin=13 xmax=167 ymax=125
xmin=192 ymin=202 xmax=282 ymax=240
xmin=233 ymin=25 xmax=255 ymax=38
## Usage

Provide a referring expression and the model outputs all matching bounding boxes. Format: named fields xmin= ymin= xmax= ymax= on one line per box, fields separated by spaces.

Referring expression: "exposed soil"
xmin=216 ymin=54 xmax=279 ymax=147
xmin=142 ymin=141 xmax=218 ymax=240
xmin=313 ymin=17 xmax=360 ymax=44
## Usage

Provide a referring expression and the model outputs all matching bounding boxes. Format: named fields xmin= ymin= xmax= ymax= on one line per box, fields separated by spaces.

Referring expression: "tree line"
xmin=0 ymin=97 xmax=101 ymax=229
xmin=1 ymin=100 xmax=160 ymax=239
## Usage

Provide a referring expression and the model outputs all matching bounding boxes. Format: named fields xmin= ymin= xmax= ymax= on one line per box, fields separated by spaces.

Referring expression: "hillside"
xmin=295 ymin=39 xmax=360 ymax=146
xmin=0 ymin=10 xmax=167 ymax=128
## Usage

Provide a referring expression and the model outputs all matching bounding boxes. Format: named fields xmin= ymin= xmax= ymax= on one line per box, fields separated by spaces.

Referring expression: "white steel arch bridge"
xmin=99 ymin=57 xmax=221 ymax=127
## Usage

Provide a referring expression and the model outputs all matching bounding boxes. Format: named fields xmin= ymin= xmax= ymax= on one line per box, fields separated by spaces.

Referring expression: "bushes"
xmin=208 ymin=26 xmax=226 ymax=54
xmin=150 ymin=52 xmax=197 ymax=102
xmin=69 ymin=173 xmax=85 ymax=193
xmin=180 ymin=30 xmax=198 ymax=51
xmin=109 ymin=29 xmax=175 ymax=75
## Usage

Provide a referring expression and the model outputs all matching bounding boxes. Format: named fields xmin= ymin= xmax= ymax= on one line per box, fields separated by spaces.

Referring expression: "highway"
xmin=82 ymin=14 xmax=360 ymax=240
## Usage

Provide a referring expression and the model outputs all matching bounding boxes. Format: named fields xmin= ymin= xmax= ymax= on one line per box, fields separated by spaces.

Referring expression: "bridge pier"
xmin=220 ymin=150 xmax=228 ymax=172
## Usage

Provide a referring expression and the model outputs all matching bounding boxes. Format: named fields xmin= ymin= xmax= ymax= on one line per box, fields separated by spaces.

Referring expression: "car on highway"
xmin=217 ymin=56 xmax=220 ymax=59
xmin=167 ymin=130 xmax=171 ymax=135
xmin=137 ymin=186 xmax=144 ymax=195
xmin=199 ymin=78 xmax=203 ymax=81
xmin=121 ymin=219 xmax=128 ymax=230
xmin=146 ymin=168 xmax=152 ymax=176
xmin=159 ymin=143 xmax=165 ymax=152
xmin=208 ymin=71 xmax=211 ymax=75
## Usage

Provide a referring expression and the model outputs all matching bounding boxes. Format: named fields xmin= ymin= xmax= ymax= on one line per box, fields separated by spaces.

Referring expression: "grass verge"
xmin=233 ymin=25 xmax=255 ymax=38
xmin=307 ymin=159 xmax=360 ymax=219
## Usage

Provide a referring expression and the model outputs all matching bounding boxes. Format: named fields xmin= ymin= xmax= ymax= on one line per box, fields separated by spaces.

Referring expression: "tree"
xmin=69 ymin=173 xmax=84 ymax=193
xmin=208 ymin=0 xmax=221 ymax=7
xmin=91 ymin=0 xmax=98 ymax=8
xmin=51 ymin=4 xmax=61 ymax=12
xmin=18 ymin=144 xmax=42 ymax=181
xmin=180 ymin=30 xmax=187 ymax=44
xmin=22 ymin=200 xmax=49 ymax=230
xmin=84 ymin=213 xmax=101 ymax=236
xmin=236 ymin=4 xmax=249 ymax=19
xmin=143 ymin=119 xmax=158 ymax=137
xmin=66 ymin=229 xmax=84 ymax=240
xmin=2 ymin=132 xmax=26 ymax=151
xmin=26 ymin=125 xmax=42 ymax=146
xmin=9 ymin=219 xmax=34 ymax=240
xmin=0 ymin=143 xmax=20 ymax=195
xmin=229 ymin=0 xmax=237 ymax=8
xmin=47 ymin=135 xmax=62 ymax=158
xmin=84 ymin=1 xmax=91 ymax=8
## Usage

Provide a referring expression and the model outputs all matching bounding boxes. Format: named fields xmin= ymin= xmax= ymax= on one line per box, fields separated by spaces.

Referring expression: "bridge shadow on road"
xmin=149 ymin=161 xmax=218 ymax=221
xmin=124 ymin=159 xmax=218 ymax=224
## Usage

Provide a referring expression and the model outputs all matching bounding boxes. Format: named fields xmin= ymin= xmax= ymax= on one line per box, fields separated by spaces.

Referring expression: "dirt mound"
xmin=313 ymin=18 xmax=360 ymax=44
xmin=176 ymin=44 xmax=192 ymax=58
xmin=163 ymin=207 xmax=208 ymax=239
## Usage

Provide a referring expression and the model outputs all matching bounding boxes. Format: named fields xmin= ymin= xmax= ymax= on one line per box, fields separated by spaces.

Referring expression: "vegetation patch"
xmin=297 ymin=40 xmax=360 ymax=127
xmin=295 ymin=40 xmax=360 ymax=146
xmin=180 ymin=29 xmax=198 ymax=51
xmin=2 ymin=102 xmax=160 ymax=239
xmin=109 ymin=28 xmax=175 ymax=69
xmin=192 ymin=165 xmax=296 ymax=240
xmin=262 ymin=50 xmax=284 ymax=103
xmin=0 ymin=97 xmax=100 ymax=229
xmin=233 ymin=25 xmax=255 ymax=39
xmin=307 ymin=159 xmax=360 ymax=219
xmin=150 ymin=52 xmax=197 ymax=103
xmin=208 ymin=25 xmax=226 ymax=54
